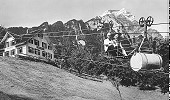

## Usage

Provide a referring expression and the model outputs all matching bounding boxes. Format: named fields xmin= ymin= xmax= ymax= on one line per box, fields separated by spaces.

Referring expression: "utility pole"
xmin=138 ymin=16 xmax=154 ymax=52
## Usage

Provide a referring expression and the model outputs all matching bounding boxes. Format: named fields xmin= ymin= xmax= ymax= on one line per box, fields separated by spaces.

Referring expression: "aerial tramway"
xmin=48 ymin=16 xmax=164 ymax=72
xmin=0 ymin=16 xmax=165 ymax=72
xmin=103 ymin=16 xmax=163 ymax=71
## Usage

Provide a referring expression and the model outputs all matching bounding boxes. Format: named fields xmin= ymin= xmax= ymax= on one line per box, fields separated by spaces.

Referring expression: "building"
xmin=0 ymin=48 xmax=4 ymax=56
xmin=164 ymin=35 xmax=169 ymax=42
xmin=0 ymin=32 xmax=55 ymax=61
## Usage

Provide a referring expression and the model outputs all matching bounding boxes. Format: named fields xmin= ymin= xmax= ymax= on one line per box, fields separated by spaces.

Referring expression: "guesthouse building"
xmin=0 ymin=32 xmax=55 ymax=61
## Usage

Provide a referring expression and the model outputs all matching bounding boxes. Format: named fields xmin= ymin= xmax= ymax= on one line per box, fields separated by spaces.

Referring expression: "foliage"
xmin=0 ymin=26 xmax=6 ymax=39
xmin=7 ymin=27 xmax=28 ymax=35
xmin=157 ymin=41 xmax=169 ymax=73
xmin=1 ymin=15 xmax=168 ymax=94
xmin=59 ymin=41 xmax=169 ymax=94
xmin=138 ymin=71 xmax=169 ymax=94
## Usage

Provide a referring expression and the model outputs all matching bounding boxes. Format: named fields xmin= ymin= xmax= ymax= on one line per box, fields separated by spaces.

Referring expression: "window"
xmin=28 ymin=46 xmax=34 ymax=53
xmin=28 ymin=39 xmax=34 ymax=44
xmin=34 ymin=39 xmax=39 ymax=46
xmin=35 ymin=49 xmax=38 ymax=55
xmin=35 ymin=49 xmax=40 ymax=55
xmin=48 ymin=45 xmax=52 ymax=50
xmin=42 ymin=42 xmax=47 ymax=49
xmin=6 ymin=42 xmax=9 ymax=47
xmin=46 ymin=53 xmax=53 ymax=59
xmin=11 ymin=40 xmax=16 ymax=46
xmin=42 ymin=51 xmax=46 ymax=57
xmin=51 ymin=54 xmax=53 ymax=59
xmin=45 ymin=52 xmax=47 ymax=58
xmin=5 ymin=51 xmax=9 ymax=56
xmin=17 ymin=47 xmax=22 ymax=54
xmin=37 ymin=33 xmax=40 ymax=37
xmin=47 ymin=53 xmax=51 ymax=58
xmin=38 ymin=49 xmax=40 ymax=55
xmin=38 ymin=33 xmax=43 ymax=38
xmin=11 ymin=49 xmax=15 ymax=55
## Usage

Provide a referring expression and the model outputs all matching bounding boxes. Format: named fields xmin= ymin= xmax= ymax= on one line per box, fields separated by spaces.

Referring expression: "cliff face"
xmin=86 ymin=8 xmax=164 ymax=43
xmin=86 ymin=8 xmax=145 ymax=36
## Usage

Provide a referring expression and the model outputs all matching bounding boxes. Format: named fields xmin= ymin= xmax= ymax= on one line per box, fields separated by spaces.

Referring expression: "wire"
xmin=0 ymin=31 xmax=168 ymax=39
xmin=152 ymin=22 xmax=170 ymax=25
xmin=18 ymin=22 xmax=169 ymax=36
xmin=0 ymin=23 xmax=169 ymax=72
xmin=1 ymin=23 xmax=168 ymax=60
xmin=0 ymin=22 xmax=169 ymax=39
xmin=1 ymin=35 xmax=150 ymax=55
xmin=43 ymin=31 xmax=169 ymax=38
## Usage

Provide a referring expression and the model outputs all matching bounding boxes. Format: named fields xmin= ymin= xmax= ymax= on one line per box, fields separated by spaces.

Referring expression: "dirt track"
xmin=0 ymin=57 xmax=168 ymax=100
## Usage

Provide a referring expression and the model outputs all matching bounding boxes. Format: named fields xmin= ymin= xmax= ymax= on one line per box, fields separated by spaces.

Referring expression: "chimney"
xmin=26 ymin=29 xmax=29 ymax=34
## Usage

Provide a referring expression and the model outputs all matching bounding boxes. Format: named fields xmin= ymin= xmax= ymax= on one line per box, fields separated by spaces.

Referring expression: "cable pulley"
xmin=146 ymin=16 xmax=154 ymax=27
xmin=139 ymin=17 xmax=145 ymax=27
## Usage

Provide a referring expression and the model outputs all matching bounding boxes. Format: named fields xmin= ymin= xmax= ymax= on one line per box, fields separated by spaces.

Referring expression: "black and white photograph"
xmin=0 ymin=0 xmax=169 ymax=100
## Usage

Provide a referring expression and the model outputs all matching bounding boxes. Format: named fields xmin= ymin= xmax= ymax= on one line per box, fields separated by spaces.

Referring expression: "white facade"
xmin=2 ymin=33 xmax=55 ymax=61
xmin=25 ymin=34 xmax=54 ymax=60
xmin=3 ymin=37 xmax=17 ymax=57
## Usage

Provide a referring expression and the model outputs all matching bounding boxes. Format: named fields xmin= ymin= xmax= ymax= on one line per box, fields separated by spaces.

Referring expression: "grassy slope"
xmin=0 ymin=57 xmax=168 ymax=100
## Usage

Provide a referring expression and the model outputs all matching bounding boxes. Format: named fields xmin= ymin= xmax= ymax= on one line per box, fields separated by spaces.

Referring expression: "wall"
xmin=4 ymin=37 xmax=17 ymax=57
xmin=26 ymin=34 xmax=54 ymax=60
xmin=16 ymin=45 xmax=27 ymax=56
xmin=3 ymin=34 xmax=54 ymax=61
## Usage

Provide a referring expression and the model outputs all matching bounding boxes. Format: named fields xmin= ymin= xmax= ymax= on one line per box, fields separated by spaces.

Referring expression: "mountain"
xmin=86 ymin=8 xmax=145 ymax=36
xmin=50 ymin=21 xmax=65 ymax=33
xmin=85 ymin=8 xmax=165 ymax=52
xmin=0 ymin=8 xmax=164 ymax=53
xmin=1 ymin=8 xmax=163 ymax=39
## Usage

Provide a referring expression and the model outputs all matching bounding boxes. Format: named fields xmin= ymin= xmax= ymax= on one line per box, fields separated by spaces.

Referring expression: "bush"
xmin=59 ymin=41 xmax=169 ymax=94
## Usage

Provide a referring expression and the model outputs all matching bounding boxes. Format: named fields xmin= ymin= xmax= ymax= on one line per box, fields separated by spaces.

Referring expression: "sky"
xmin=0 ymin=0 xmax=169 ymax=37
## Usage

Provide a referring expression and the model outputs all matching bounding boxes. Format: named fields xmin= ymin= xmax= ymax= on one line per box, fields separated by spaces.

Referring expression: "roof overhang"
xmin=15 ymin=42 xmax=27 ymax=47
xmin=0 ymin=32 xmax=14 ymax=44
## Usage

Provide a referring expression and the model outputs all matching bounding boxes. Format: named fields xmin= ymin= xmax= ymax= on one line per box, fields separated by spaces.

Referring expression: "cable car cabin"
xmin=0 ymin=32 xmax=55 ymax=61
xmin=130 ymin=53 xmax=162 ymax=71
xmin=129 ymin=36 xmax=163 ymax=71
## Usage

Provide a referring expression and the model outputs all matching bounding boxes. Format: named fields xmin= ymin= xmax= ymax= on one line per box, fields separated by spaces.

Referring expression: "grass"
xmin=0 ymin=57 xmax=168 ymax=100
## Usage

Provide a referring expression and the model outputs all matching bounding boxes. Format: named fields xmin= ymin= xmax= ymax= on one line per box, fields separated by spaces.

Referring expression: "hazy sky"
xmin=0 ymin=0 xmax=168 ymax=36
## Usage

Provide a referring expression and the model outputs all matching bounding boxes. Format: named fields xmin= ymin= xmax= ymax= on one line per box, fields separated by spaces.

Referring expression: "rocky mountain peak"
xmin=100 ymin=10 xmax=119 ymax=17
xmin=101 ymin=8 xmax=135 ymax=22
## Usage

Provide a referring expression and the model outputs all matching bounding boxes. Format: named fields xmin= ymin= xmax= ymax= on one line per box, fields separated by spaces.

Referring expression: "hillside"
xmin=0 ymin=57 xmax=168 ymax=100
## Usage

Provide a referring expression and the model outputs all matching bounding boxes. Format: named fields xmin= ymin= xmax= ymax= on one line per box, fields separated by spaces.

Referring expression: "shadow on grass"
xmin=0 ymin=91 xmax=34 ymax=100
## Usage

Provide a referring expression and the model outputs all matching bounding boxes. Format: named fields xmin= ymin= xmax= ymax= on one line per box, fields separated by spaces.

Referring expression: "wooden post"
xmin=138 ymin=21 xmax=148 ymax=52
xmin=101 ymin=32 xmax=104 ymax=54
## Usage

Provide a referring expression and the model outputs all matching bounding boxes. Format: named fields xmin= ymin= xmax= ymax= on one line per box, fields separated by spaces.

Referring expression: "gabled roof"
xmin=0 ymin=32 xmax=19 ymax=44
xmin=20 ymin=34 xmax=34 ymax=43
xmin=0 ymin=31 xmax=54 ymax=49
xmin=9 ymin=32 xmax=21 ymax=39
xmin=19 ymin=33 xmax=53 ymax=46
xmin=0 ymin=31 xmax=34 ymax=44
